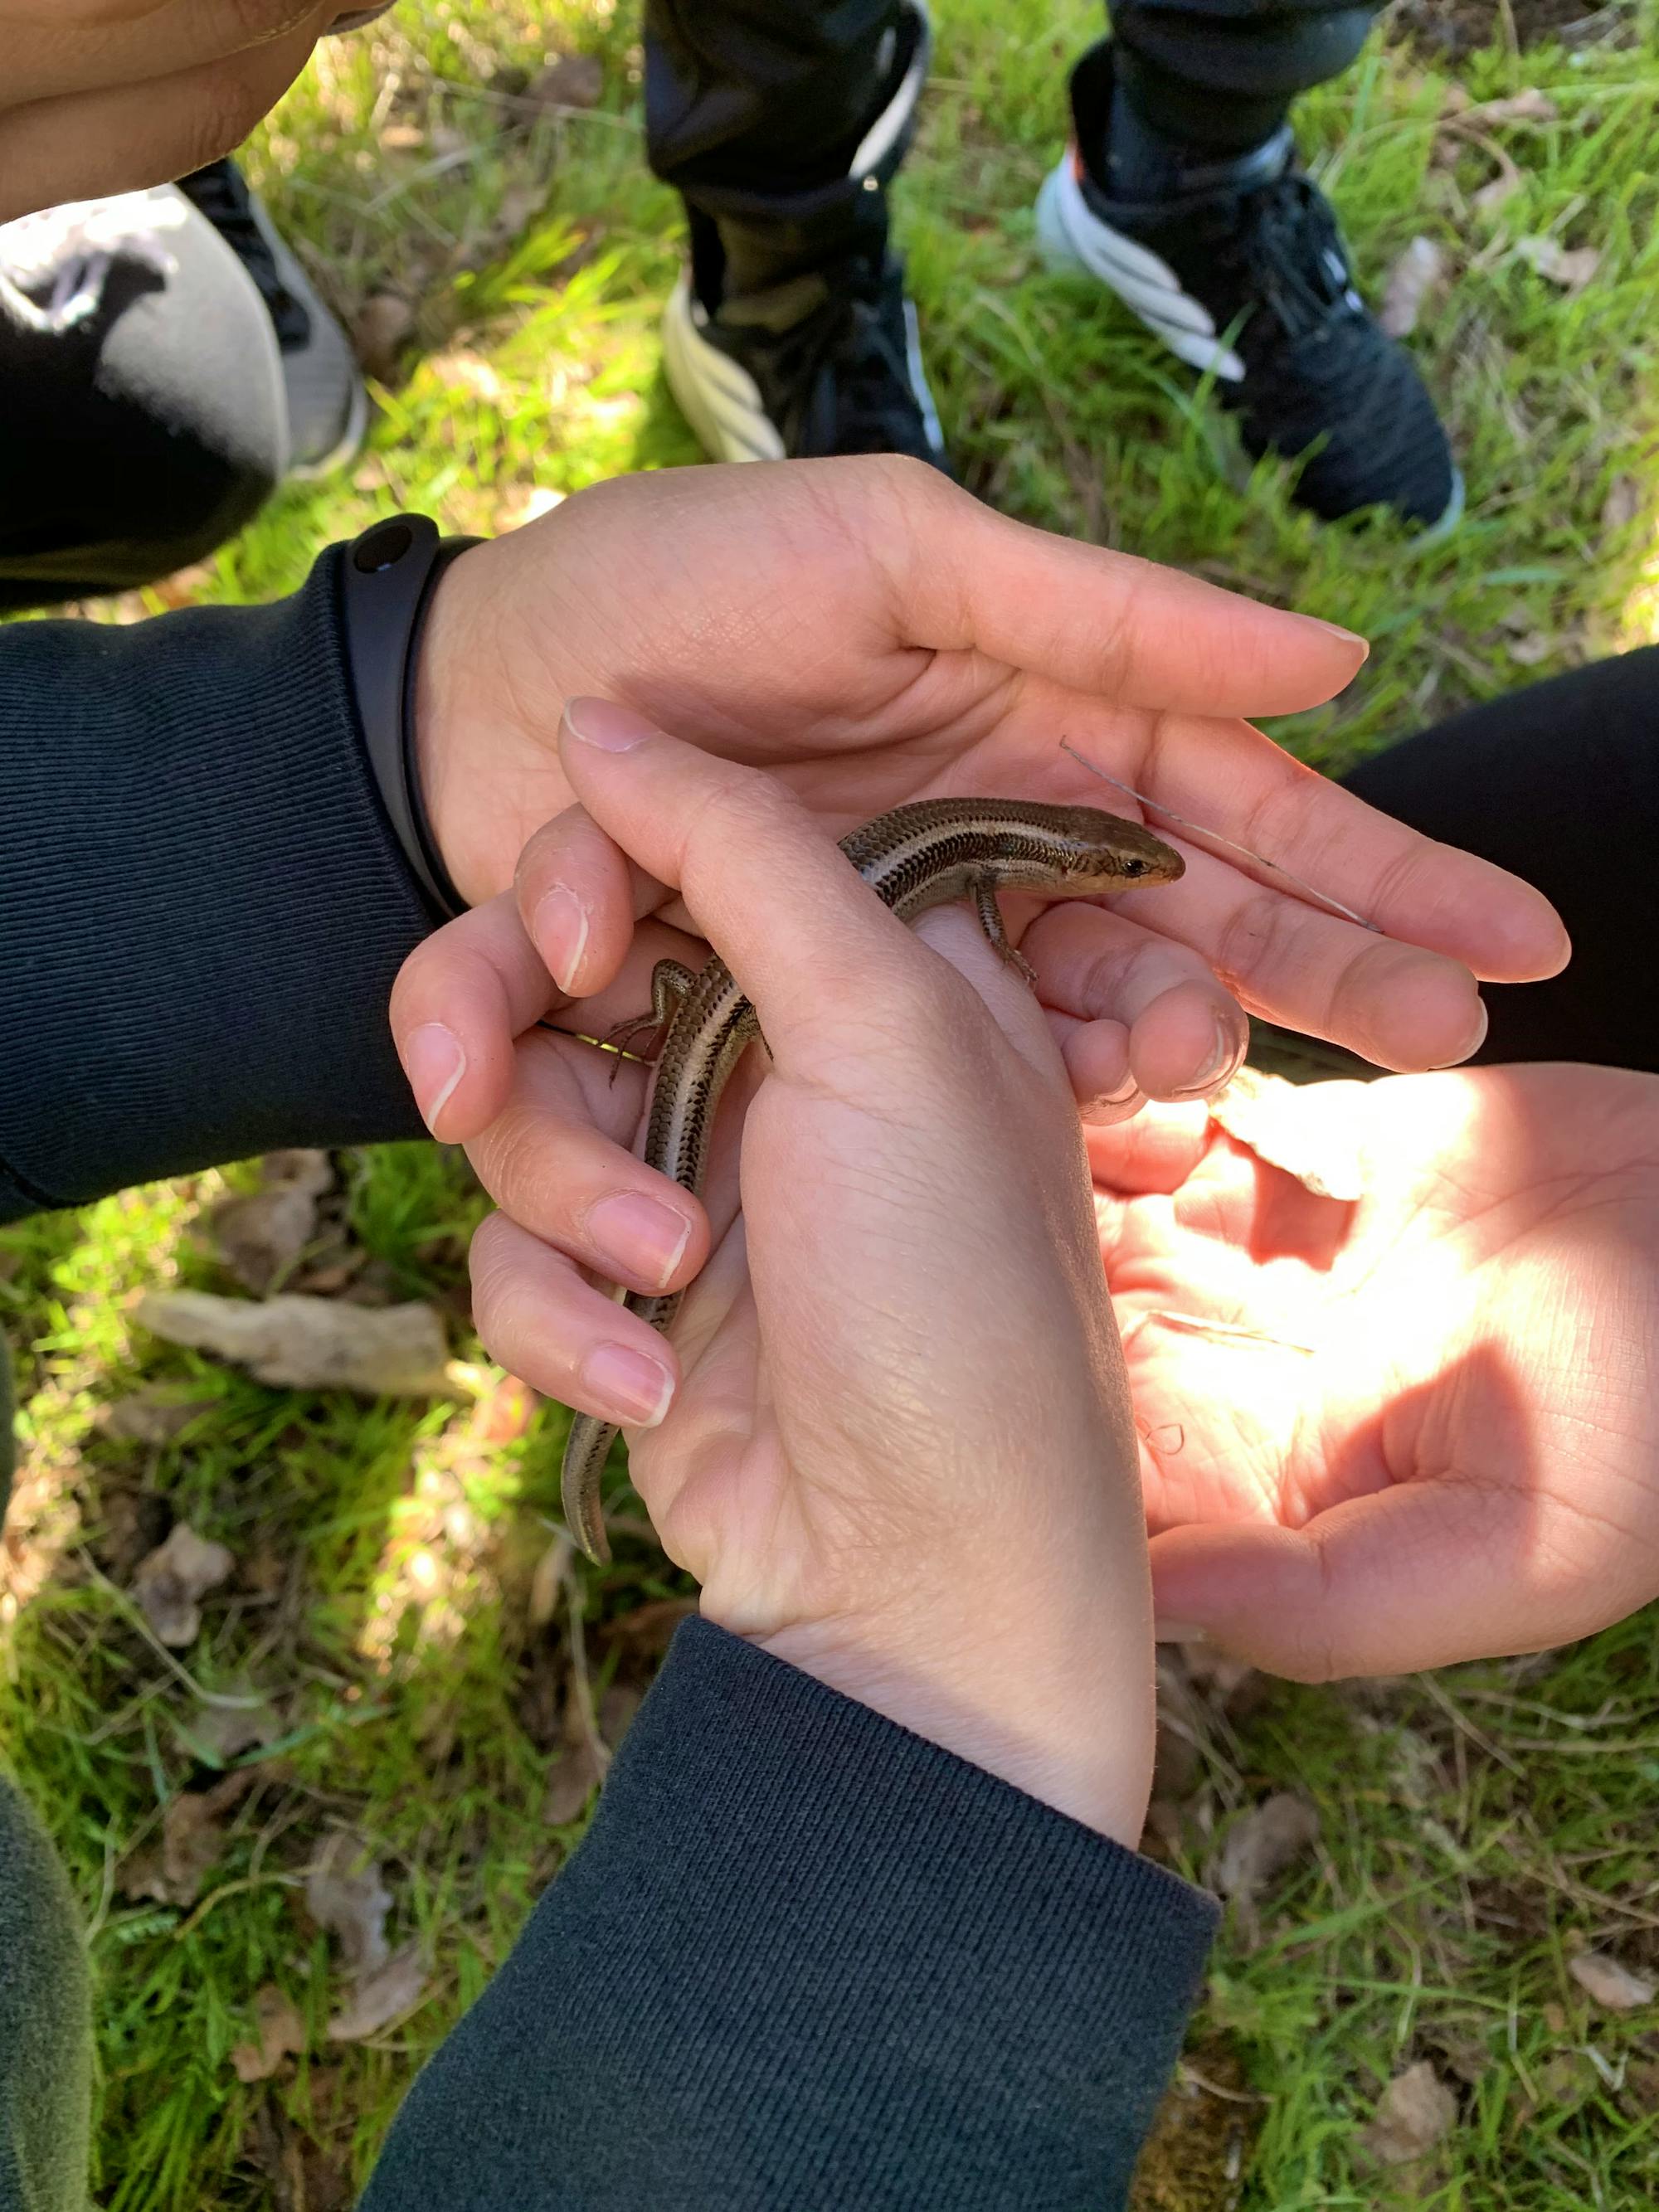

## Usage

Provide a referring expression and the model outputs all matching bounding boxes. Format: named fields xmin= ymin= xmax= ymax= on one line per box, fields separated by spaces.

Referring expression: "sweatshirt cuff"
xmin=0 ymin=546 xmax=434 ymax=1218
xmin=365 ymin=1618 xmax=1217 ymax=2211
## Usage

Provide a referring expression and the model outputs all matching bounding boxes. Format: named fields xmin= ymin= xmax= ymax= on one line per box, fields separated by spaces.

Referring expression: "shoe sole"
xmin=1034 ymin=156 xmax=1463 ymax=537
xmin=663 ymin=268 xmax=947 ymax=466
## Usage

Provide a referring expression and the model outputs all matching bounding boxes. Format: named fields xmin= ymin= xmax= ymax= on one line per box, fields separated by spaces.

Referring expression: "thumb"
xmin=1148 ymin=1481 xmax=1628 ymax=1682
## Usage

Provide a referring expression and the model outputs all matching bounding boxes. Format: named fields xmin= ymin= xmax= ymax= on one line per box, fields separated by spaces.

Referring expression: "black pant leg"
xmin=643 ymin=0 xmax=922 ymax=298
xmin=1340 ymin=651 xmax=1659 ymax=1074
xmin=1103 ymin=0 xmax=1380 ymax=150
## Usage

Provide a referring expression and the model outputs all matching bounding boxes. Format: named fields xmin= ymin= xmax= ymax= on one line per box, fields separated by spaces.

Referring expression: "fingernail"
xmin=404 ymin=1023 xmax=465 ymax=1134
xmin=586 ymin=1193 xmax=693 ymax=1292
xmin=1308 ymin=617 xmax=1369 ymax=652
xmin=1433 ymin=997 xmax=1488 ymax=1069
xmin=581 ymin=1341 xmax=674 ymax=1427
xmin=1174 ymin=1015 xmax=1244 ymax=1099
xmin=533 ymin=885 xmax=590 ymax=994
xmin=1154 ymin=1621 xmax=1209 ymax=1645
xmin=1082 ymin=1075 xmax=1141 ymax=1119
xmin=562 ymin=696 xmax=655 ymax=752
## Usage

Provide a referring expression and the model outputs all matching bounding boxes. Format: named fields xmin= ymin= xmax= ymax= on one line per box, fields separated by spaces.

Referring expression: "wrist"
xmin=411 ymin=535 xmax=518 ymax=911
xmin=757 ymin=1584 xmax=1156 ymax=1848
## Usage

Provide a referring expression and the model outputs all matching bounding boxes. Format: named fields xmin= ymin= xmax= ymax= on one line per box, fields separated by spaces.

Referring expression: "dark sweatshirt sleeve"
xmin=362 ymin=1620 xmax=1218 ymax=2212
xmin=0 ymin=548 xmax=432 ymax=1220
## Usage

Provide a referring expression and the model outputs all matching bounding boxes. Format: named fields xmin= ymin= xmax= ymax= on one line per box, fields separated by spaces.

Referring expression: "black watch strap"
xmin=340 ymin=514 xmax=483 ymax=921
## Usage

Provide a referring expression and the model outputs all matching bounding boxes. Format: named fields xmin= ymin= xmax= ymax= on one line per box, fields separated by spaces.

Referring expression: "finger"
xmin=1131 ymin=709 xmax=1570 ymax=985
xmin=465 ymin=1033 xmax=708 ymax=1299
xmin=1085 ymin=1101 xmax=1214 ymax=1196
xmin=1051 ymin=1017 xmax=1136 ymax=1121
xmin=870 ymin=459 xmax=1368 ymax=717
xmin=1026 ymin=902 xmax=1247 ymax=1101
xmin=4 ymin=0 xmax=330 ymax=106
xmin=557 ymin=698 xmax=971 ymax=1061
xmin=1147 ymin=1477 xmax=1658 ymax=1680
xmin=0 ymin=32 xmax=319 ymax=221
xmin=469 ymin=1211 xmax=678 ymax=1432
xmin=1113 ymin=839 xmax=1491 ymax=1072
xmin=513 ymin=805 xmax=664 ymax=998
xmin=391 ymin=895 xmax=560 ymax=1140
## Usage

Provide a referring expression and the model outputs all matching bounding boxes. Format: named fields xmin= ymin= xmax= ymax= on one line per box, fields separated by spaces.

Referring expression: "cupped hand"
xmin=0 ymin=2 xmax=351 ymax=222
xmin=1087 ymin=1064 xmax=1659 ymax=1679
xmin=402 ymin=459 xmax=1568 ymax=1144
xmin=468 ymin=715 xmax=1158 ymax=1843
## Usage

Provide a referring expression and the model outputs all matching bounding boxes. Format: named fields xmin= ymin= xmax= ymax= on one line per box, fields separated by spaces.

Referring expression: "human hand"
xmin=1087 ymin=1064 xmax=1659 ymax=1678
xmin=401 ymin=460 xmax=1568 ymax=1138
xmin=0 ymin=2 xmax=364 ymax=222
xmin=469 ymin=716 xmax=1158 ymax=1845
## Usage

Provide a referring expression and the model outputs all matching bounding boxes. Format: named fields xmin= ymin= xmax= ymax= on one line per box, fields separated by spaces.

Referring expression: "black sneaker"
xmin=662 ymin=249 xmax=947 ymax=467
xmin=178 ymin=158 xmax=367 ymax=479
xmin=1035 ymin=48 xmax=1462 ymax=532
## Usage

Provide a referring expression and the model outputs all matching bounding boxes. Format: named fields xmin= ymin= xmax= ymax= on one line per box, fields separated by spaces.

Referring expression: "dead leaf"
xmin=138 ymin=1291 xmax=450 ymax=1395
xmin=1379 ymin=236 xmax=1446 ymax=338
xmin=426 ymin=348 xmax=507 ymax=406
xmin=1535 ymin=2050 xmax=1598 ymax=2112
xmin=306 ymin=1833 xmax=392 ymax=1973
xmin=1209 ymin=1068 xmax=1365 ymax=1202
xmin=494 ymin=484 xmax=566 ymax=533
xmin=231 ymin=1984 xmax=307 ymax=2082
xmin=543 ymin=1737 xmax=603 ymax=1826
xmin=327 ymin=1943 xmax=428 ymax=2042
xmin=1361 ymin=2060 xmax=1457 ymax=2168
xmin=133 ymin=1520 xmax=235 ymax=1646
xmin=1515 ymin=236 xmax=1600 ymax=292
xmin=1507 ymin=630 xmax=1554 ymax=667
xmin=1601 ymin=474 xmax=1642 ymax=536
xmin=1467 ymin=89 xmax=1559 ymax=125
xmin=1569 ymin=1949 xmax=1656 ymax=2012
xmin=601 ymin=1596 xmax=698 ymax=1657
xmin=473 ymin=1371 xmax=540 ymax=1443
xmin=121 ymin=1769 xmax=258 ymax=1905
xmin=1472 ymin=160 xmax=1524 ymax=218
xmin=354 ymin=291 xmax=416 ymax=382
xmin=178 ymin=1687 xmax=283 ymax=1766
xmin=100 ymin=1388 xmax=214 ymax=1445
xmin=599 ymin=1684 xmax=643 ymax=1749
xmin=528 ymin=53 xmax=605 ymax=110
xmin=528 ymin=1533 xmax=574 ymax=1630
xmin=1214 ymin=1791 xmax=1321 ymax=1903
xmin=212 ymin=1150 xmax=332 ymax=1295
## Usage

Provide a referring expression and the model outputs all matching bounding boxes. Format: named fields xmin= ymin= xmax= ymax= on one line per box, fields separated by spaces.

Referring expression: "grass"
xmin=4 ymin=0 xmax=1659 ymax=2204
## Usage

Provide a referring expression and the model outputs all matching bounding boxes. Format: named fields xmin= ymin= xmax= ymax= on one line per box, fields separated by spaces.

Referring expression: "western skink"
xmin=562 ymin=796 xmax=1184 ymax=1563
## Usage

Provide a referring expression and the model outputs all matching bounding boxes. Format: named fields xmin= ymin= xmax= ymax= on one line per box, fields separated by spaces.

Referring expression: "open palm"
xmin=1089 ymin=1065 xmax=1659 ymax=1677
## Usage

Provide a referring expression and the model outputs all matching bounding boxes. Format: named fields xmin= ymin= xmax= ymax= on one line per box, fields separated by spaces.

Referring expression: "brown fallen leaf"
xmin=543 ymin=1737 xmax=603 ymax=1826
xmin=100 ymin=1388 xmax=215 ymax=1445
xmin=1507 ymin=630 xmax=1554 ymax=667
xmin=1214 ymin=1791 xmax=1321 ymax=1903
xmin=178 ymin=1685 xmax=283 ymax=1767
xmin=599 ymin=1683 xmax=644 ymax=1750
xmin=601 ymin=1596 xmax=698 ymax=1658
xmin=527 ymin=52 xmax=605 ymax=110
xmin=1601 ymin=474 xmax=1642 ymax=536
xmin=1361 ymin=2059 xmax=1457 ymax=2169
xmin=1569 ymin=1948 xmax=1656 ymax=2012
xmin=138 ymin=1291 xmax=450 ymax=1395
xmin=306 ymin=1833 xmax=392 ymax=1973
xmin=1466 ymin=89 xmax=1559 ymax=125
xmin=121 ymin=1769 xmax=258 ymax=1906
xmin=1515 ymin=236 xmax=1600 ymax=292
xmin=327 ymin=1943 xmax=429 ymax=2042
xmin=1209 ymin=1068 xmax=1365 ymax=1202
xmin=231 ymin=1984 xmax=307 ymax=2082
xmin=132 ymin=1520 xmax=235 ymax=1646
xmin=354 ymin=291 xmax=416 ymax=382
xmin=1379 ymin=236 xmax=1446 ymax=339
xmin=528 ymin=1533 xmax=574 ymax=1631
xmin=212 ymin=1150 xmax=333 ymax=1295
xmin=425 ymin=348 xmax=507 ymax=406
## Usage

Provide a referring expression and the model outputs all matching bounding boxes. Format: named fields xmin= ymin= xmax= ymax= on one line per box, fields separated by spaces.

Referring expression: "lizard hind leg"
xmin=596 ymin=959 xmax=698 ymax=1086
xmin=972 ymin=877 xmax=1039 ymax=989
